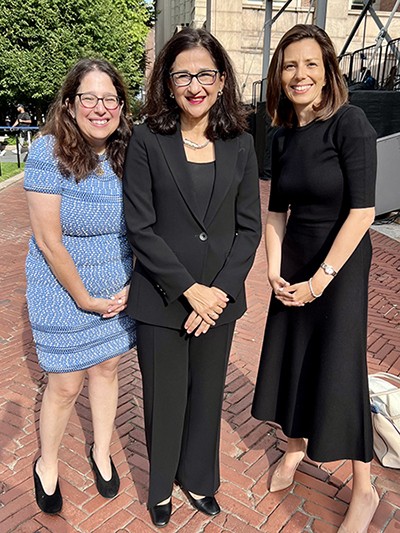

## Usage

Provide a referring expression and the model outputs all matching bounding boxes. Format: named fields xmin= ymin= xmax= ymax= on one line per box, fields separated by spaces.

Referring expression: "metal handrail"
xmin=0 ymin=126 xmax=39 ymax=168
xmin=339 ymin=37 xmax=400 ymax=90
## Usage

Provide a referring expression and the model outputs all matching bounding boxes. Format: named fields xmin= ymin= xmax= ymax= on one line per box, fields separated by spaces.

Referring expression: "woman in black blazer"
xmin=123 ymin=28 xmax=261 ymax=527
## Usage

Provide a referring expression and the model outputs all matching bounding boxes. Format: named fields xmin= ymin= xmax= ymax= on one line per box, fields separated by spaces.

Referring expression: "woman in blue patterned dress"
xmin=25 ymin=59 xmax=136 ymax=514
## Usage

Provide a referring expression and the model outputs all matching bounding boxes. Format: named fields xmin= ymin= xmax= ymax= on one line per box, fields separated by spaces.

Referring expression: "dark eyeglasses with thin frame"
xmin=76 ymin=93 xmax=121 ymax=110
xmin=170 ymin=69 xmax=219 ymax=87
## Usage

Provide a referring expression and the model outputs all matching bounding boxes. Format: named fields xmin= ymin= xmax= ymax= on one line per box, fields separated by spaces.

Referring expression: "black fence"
xmin=338 ymin=37 xmax=400 ymax=90
xmin=0 ymin=126 xmax=39 ymax=168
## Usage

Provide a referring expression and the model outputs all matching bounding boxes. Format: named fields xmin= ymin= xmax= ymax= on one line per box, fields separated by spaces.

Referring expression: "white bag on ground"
xmin=369 ymin=372 xmax=400 ymax=469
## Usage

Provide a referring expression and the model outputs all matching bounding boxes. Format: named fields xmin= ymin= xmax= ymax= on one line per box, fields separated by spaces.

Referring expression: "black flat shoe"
xmin=33 ymin=458 xmax=63 ymax=514
xmin=149 ymin=501 xmax=172 ymax=527
xmin=181 ymin=487 xmax=220 ymax=516
xmin=89 ymin=445 xmax=120 ymax=498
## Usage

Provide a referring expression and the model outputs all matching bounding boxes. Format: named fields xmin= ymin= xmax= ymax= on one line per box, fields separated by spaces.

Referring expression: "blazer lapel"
xmin=156 ymin=128 xmax=204 ymax=226
xmin=204 ymin=136 xmax=239 ymax=226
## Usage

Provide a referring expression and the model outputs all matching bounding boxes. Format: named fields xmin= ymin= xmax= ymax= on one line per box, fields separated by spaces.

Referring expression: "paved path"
xmin=0 ymin=180 xmax=399 ymax=532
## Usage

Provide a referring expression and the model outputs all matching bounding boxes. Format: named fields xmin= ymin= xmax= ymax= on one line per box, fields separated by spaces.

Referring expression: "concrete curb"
xmin=0 ymin=171 xmax=24 ymax=191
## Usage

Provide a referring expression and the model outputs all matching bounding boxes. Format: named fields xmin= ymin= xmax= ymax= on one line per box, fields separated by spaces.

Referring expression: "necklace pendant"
xmin=183 ymin=137 xmax=210 ymax=150
xmin=96 ymin=164 xmax=104 ymax=176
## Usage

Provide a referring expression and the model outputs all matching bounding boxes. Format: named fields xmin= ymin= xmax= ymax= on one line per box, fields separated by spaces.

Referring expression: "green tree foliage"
xmin=0 ymin=0 xmax=153 ymax=113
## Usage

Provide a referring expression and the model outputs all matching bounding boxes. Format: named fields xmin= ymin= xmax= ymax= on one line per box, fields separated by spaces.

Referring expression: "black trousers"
xmin=136 ymin=321 xmax=235 ymax=507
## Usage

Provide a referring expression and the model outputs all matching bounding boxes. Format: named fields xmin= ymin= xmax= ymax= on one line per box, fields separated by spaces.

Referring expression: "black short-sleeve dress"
xmin=251 ymin=105 xmax=377 ymax=463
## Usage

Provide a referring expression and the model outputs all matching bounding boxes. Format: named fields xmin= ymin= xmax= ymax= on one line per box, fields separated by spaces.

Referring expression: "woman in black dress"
xmin=251 ymin=25 xmax=379 ymax=532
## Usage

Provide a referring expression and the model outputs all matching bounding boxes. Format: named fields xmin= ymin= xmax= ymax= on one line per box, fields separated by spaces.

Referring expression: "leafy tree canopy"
xmin=0 ymin=0 xmax=153 ymax=113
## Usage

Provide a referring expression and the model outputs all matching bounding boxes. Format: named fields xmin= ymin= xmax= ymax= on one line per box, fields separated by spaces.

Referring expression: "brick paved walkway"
xmin=0 ymin=179 xmax=399 ymax=532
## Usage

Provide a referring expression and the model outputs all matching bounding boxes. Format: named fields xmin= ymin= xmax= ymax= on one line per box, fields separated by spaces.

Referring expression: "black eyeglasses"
xmin=169 ymin=69 xmax=219 ymax=87
xmin=76 ymin=93 xmax=121 ymax=110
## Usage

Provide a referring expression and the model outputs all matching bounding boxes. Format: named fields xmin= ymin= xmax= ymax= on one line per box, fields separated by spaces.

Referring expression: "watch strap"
xmin=320 ymin=262 xmax=337 ymax=277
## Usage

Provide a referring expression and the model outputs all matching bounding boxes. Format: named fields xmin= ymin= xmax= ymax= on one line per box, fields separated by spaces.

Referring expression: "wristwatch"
xmin=320 ymin=262 xmax=337 ymax=277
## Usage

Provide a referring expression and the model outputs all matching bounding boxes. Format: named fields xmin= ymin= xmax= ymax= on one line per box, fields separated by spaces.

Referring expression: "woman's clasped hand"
xmin=271 ymin=277 xmax=326 ymax=306
xmin=184 ymin=283 xmax=229 ymax=334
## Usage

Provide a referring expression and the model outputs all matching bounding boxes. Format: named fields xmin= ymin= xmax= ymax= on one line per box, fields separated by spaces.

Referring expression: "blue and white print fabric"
xmin=24 ymin=135 xmax=136 ymax=372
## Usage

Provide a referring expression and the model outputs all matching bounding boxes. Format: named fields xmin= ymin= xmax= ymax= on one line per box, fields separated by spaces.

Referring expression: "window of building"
xmin=244 ymin=0 xmax=312 ymax=7
xmin=273 ymin=0 xmax=312 ymax=7
xmin=351 ymin=0 xmax=400 ymax=10
xmin=350 ymin=0 xmax=364 ymax=8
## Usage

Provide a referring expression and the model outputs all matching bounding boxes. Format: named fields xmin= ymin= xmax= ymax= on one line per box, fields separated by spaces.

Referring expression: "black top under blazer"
xmin=123 ymin=123 xmax=261 ymax=329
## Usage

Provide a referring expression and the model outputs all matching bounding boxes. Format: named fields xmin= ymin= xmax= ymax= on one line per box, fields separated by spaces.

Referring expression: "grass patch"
xmin=0 ymin=162 xmax=25 ymax=183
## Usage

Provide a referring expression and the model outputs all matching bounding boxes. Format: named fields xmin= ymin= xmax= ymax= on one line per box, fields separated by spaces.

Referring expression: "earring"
xmin=218 ymin=89 xmax=223 ymax=97
xmin=170 ymin=92 xmax=175 ymax=99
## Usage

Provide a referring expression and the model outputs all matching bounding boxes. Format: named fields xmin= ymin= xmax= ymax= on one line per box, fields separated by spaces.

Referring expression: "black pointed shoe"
xmin=149 ymin=500 xmax=172 ymax=527
xmin=182 ymin=488 xmax=220 ymax=516
xmin=33 ymin=458 xmax=63 ymax=514
xmin=89 ymin=445 xmax=120 ymax=498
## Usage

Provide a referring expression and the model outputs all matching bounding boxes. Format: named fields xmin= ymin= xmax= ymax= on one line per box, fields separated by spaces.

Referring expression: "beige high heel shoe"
xmin=337 ymin=485 xmax=379 ymax=533
xmin=269 ymin=441 xmax=307 ymax=493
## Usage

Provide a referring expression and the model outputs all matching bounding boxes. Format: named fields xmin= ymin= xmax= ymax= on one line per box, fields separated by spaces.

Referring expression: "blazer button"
xmin=199 ymin=232 xmax=208 ymax=242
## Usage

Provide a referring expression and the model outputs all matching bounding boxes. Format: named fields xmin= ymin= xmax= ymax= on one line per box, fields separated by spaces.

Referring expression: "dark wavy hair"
xmin=266 ymin=24 xmax=348 ymax=128
xmin=142 ymin=28 xmax=248 ymax=140
xmin=41 ymin=58 xmax=131 ymax=181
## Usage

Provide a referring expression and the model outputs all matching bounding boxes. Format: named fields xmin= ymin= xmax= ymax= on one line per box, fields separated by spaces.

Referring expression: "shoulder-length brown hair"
xmin=41 ymin=58 xmax=131 ymax=181
xmin=142 ymin=28 xmax=248 ymax=140
xmin=267 ymin=24 xmax=348 ymax=128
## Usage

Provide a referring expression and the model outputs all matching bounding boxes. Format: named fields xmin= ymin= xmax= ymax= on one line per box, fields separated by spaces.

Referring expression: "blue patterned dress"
xmin=25 ymin=135 xmax=136 ymax=373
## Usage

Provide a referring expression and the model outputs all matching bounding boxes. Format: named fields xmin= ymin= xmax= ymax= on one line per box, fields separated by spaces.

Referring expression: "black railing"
xmin=252 ymin=78 xmax=268 ymax=108
xmin=0 ymin=126 xmax=39 ymax=168
xmin=251 ymin=79 xmax=263 ymax=108
xmin=338 ymin=37 xmax=400 ymax=90
xmin=381 ymin=37 xmax=400 ymax=90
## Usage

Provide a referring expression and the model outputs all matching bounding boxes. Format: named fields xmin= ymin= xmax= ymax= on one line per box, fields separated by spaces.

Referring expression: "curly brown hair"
xmin=41 ymin=58 xmax=131 ymax=181
xmin=266 ymin=24 xmax=348 ymax=128
xmin=142 ymin=28 xmax=249 ymax=140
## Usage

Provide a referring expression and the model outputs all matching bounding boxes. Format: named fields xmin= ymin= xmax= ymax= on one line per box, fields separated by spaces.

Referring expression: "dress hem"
xmin=38 ymin=343 xmax=136 ymax=373
xmin=251 ymin=413 xmax=373 ymax=464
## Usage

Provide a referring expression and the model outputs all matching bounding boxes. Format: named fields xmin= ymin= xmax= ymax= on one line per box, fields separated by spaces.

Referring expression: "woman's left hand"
xmin=184 ymin=286 xmax=228 ymax=335
xmin=183 ymin=283 xmax=228 ymax=326
xmin=102 ymin=285 xmax=130 ymax=318
xmin=275 ymin=281 xmax=315 ymax=307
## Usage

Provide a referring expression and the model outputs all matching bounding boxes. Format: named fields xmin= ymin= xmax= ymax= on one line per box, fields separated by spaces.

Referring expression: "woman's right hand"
xmin=184 ymin=312 xmax=211 ymax=336
xmin=269 ymin=275 xmax=294 ymax=304
xmin=80 ymin=296 xmax=125 ymax=318
xmin=183 ymin=283 xmax=228 ymax=325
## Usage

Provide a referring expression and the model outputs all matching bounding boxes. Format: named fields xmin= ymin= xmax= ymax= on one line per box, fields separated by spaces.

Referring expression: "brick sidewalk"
xmin=0 ymin=179 xmax=399 ymax=532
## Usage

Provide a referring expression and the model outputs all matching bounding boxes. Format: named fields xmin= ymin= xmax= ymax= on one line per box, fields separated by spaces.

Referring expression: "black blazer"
xmin=123 ymin=123 xmax=261 ymax=329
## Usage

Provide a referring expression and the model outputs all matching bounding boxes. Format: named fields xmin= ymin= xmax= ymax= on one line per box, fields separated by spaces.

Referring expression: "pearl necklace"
xmin=183 ymin=137 xmax=210 ymax=150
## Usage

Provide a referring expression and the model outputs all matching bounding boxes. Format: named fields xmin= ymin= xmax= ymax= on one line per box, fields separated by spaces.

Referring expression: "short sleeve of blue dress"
xmin=24 ymin=135 xmax=136 ymax=372
xmin=24 ymin=135 xmax=63 ymax=194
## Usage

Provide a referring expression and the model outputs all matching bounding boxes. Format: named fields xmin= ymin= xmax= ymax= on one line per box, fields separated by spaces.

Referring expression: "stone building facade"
xmin=153 ymin=0 xmax=400 ymax=103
